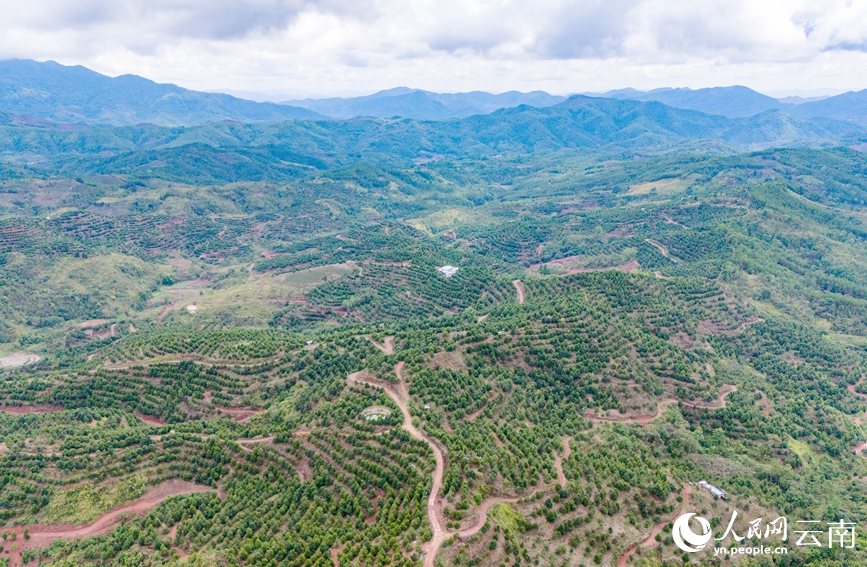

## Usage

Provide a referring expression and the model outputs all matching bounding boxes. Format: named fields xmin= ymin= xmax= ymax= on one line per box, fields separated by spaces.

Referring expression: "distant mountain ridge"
xmin=1 ymin=95 xmax=862 ymax=182
xmin=595 ymin=85 xmax=867 ymax=125
xmin=0 ymin=59 xmax=325 ymax=126
xmin=281 ymin=87 xmax=567 ymax=120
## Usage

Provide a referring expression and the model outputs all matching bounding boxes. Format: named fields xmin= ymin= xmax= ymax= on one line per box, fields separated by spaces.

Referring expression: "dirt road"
xmin=681 ymin=385 xmax=737 ymax=410
xmin=554 ymin=437 xmax=571 ymax=488
xmin=455 ymin=497 xmax=518 ymax=538
xmin=616 ymin=484 xmax=692 ymax=567
xmin=367 ymin=335 xmax=395 ymax=355
xmin=645 ymin=238 xmax=682 ymax=263
xmin=2 ymin=480 xmax=213 ymax=565
xmin=0 ymin=404 xmax=62 ymax=415
xmin=348 ymin=369 xmax=447 ymax=567
xmin=513 ymin=280 xmax=525 ymax=304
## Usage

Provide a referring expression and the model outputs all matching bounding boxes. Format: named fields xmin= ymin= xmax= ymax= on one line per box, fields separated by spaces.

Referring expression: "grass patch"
xmin=43 ymin=474 xmax=147 ymax=524
xmin=489 ymin=503 xmax=528 ymax=533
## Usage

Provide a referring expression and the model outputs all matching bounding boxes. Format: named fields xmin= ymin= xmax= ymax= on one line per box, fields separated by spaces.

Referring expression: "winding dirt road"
xmin=455 ymin=497 xmax=518 ymax=538
xmin=585 ymin=386 xmax=737 ymax=427
xmin=347 ymin=365 xmax=545 ymax=567
xmin=348 ymin=369 xmax=447 ymax=567
xmin=681 ymin=385 xmax=737 ymax=410
xmin=849 ymin=378 xmax=867 ymax=399
xmin=2 ymin=480 xmax=213 ymax=565
xmin=645 ymin=239 xmax=682 ymax=263
xmin=616 ymin=484 xmax=692 ymax=567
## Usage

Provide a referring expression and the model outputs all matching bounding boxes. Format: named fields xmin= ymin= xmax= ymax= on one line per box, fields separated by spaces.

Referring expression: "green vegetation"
xmin=2 ymin=124 xmax=867 ymax=567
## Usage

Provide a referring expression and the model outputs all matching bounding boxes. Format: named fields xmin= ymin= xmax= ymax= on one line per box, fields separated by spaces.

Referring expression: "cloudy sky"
xmin=2 ymin=0 xmax=867 ymax=98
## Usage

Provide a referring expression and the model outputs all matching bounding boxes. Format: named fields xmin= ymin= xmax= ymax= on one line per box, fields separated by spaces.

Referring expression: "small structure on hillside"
xmin=698 ymin=480 xmax=726 ymax=500
xmin=437 ymin=265 xmax=459 ymax=277
xmin=362 ymin=406 xmax=392 ymax=422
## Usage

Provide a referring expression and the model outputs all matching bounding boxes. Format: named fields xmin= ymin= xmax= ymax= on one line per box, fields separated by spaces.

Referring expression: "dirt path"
xmin=367 ymin=335 xmax=395 ymax=355
xmin=465 ymin=403 xmax=487 ymax=422
xmin=348 ymin=365 xmax=536 ymax=566
xmin=682 ymin=385 xmax=737 ymax=410
xmin=0 ymin=404 xmax=62 ymax=415
xmin=855 ymin=441 xmax=867 ymax=456
xmin=645 ymin=239 xmax=682 ymax=263
xmin=513 ymin=280 xmax=525 ymax=304
xmin=616 ymin=484 xmax=692 ymax=567
xmin=3 ymin=481 xmax=213 ymax=561
xmin=237 ymin=436 xmax=274 ymax=451
xmin=348 ymin=369 xmax=447 ymax=567
xmin=455 ymin=497 xmax=519 ymax=538
xmin=217 ymin=406 xmax=263 ymax=422
xmin=554 ymin=437 xmax=571 ymax=489
xmin=158 ymin=303 xmax=176 ymax=322
xmin=849 ymin=378 xmax=867 ymax=399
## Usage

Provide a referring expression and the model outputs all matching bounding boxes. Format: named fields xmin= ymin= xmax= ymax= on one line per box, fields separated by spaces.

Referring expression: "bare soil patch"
xmin=429 ymin=350 xmax=468 ymax=372
xmin=758 ymin=391 xmax=772 ymax=416
xmin=0 ymin=353 xmax=42 ymax=368
xmin=585 ymin=399 xmax=677 ymax=426
xmin=134 ymin=411 xmax=166 ymax=426
xmin=78 ymin=319 xmax=111 ymax=328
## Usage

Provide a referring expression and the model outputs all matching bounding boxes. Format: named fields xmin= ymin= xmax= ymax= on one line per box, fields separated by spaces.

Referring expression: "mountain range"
xmin=595 ymin=86 xmax=867 ymax=124
xmin=0 ymin=59 xmax=325 ymax=126
xmin=281 ymin=88 xmax=566 ymax=120
xmin=0 ymin=59 xmax=866 ymax=155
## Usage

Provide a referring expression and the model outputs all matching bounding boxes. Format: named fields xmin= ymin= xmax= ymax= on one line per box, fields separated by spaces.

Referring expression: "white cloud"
xmin=1 ymin=0 xmax=867 ymax=96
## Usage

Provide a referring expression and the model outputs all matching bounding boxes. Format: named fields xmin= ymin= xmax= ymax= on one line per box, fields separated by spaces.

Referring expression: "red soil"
xmin=134 ymin=411 xmax=166 ymax=426
xmin=1 ymin=481 xmax=213 ymax=565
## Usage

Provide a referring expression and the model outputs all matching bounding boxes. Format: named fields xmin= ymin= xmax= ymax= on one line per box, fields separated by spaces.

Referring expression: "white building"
xmin=698 ymin=480 xmax=726 ymax=500
xmin=437 ymin=265 xmax=459 ymax=277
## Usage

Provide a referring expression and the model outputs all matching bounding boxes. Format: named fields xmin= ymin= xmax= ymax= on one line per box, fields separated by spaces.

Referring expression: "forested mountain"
xmin=282 ymin=88 xmax=566 ymax=119
xmin=602 ymin=85 xmax=867 ymax=125
xmin=4 ymin=64 xmax=867 ymax=567
xmin=0 ymin=59 xmax=325 ymax=126
xmin=0 ymin=96 xmax=863 ymax=182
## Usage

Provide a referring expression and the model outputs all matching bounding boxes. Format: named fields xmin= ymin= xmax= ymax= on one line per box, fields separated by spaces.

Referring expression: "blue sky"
xmin=1 ymin=0 xmax=866 ymax=97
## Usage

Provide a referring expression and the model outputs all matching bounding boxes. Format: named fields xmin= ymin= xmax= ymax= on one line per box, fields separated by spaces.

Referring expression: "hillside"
xmin=4 ymin=141 xmax=867 ymax=567
xmin=4 ymin=64 xmax=867 ymax=567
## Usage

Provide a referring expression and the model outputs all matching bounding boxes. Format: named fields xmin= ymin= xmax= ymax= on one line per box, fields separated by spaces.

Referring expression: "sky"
xmin=2 ymin=0 xmax=867 ymax=98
